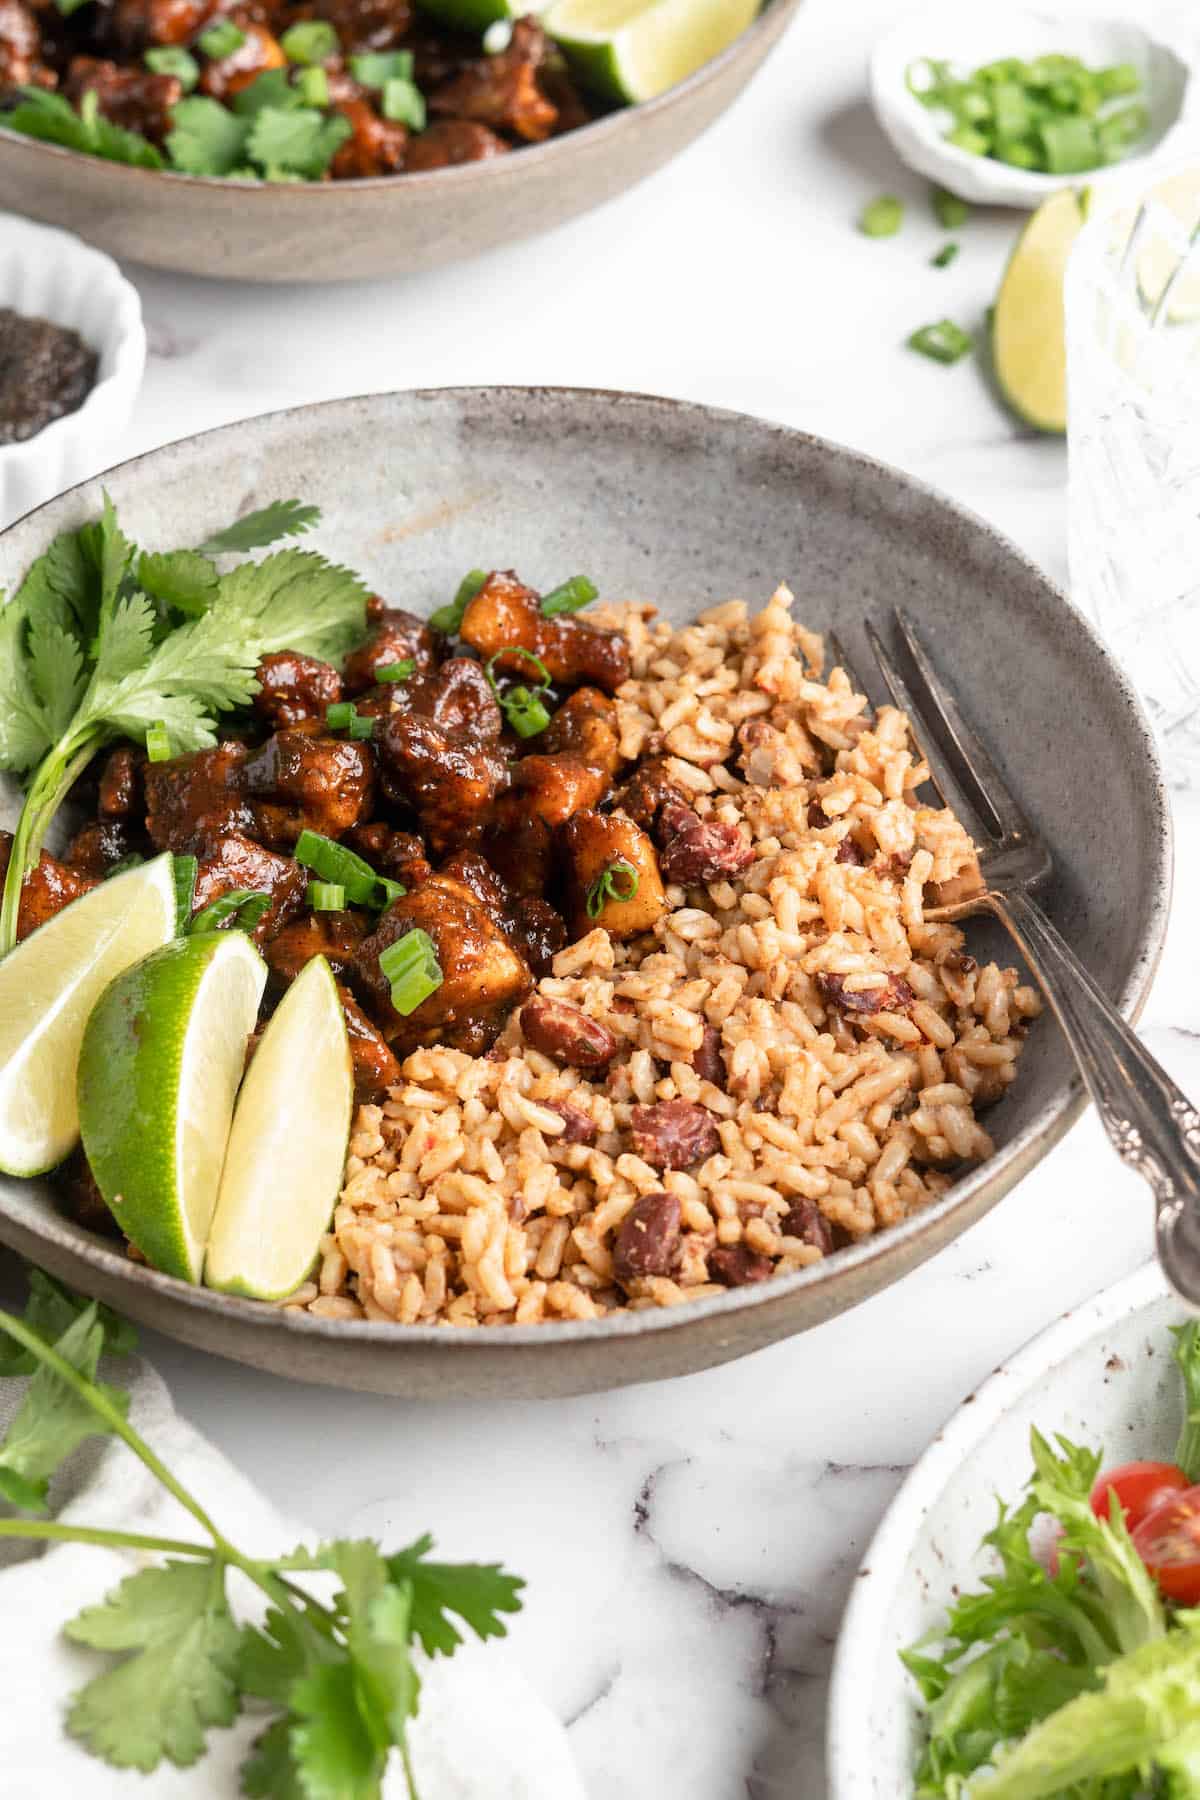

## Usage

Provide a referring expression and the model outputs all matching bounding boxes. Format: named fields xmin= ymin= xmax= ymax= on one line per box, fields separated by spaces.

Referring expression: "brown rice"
xmin=283 ymin=586 xmax=1041 ymax=1327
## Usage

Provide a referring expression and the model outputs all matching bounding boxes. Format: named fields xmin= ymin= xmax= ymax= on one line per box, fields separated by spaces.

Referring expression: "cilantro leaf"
xmin=0 ymin=1269 xmax=136 ymax=1378
xmin=0 ymin=1305 xmax=129 ymax=1512
xmin=2 ymin=86 xmax=163 ymax=169
xmin=65 ymin=1560 xmax=241 ymax=1771
xmin=238 ymin=1604 xmax=314 ymax=1706
xmin=166 ymin=96 xmax=250 ymax=175
xmin=231 ymin=69 xmax=300 ymax=116
xmin=79 ymin=492 xmax=137 ymax=637
xmin=246 ymin=104 xmax=350 ymax=178
xmin=0 ymin=599 xmax=53 ymax=772
xmin=385 ymin=1532 xmax=525 ymax=1657
xmin=290 ymin=1661 xmax=386 ymax=1800
xmin=214 ymin=547 xmax=368 ymax=663
xmin=198 ymin=499 xmax=322 ymax=555
xmin=13 ymin=524 xmax=97 ymax=641
xmin=27 ymin=615 xmax=86 ymax=738
xmin=138 ymin=549 xmax=220 ymax=617
xmin=241 ymin=1716 xmax=308 ymax=1798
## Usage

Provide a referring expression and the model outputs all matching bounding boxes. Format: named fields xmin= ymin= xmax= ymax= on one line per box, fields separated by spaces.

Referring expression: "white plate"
xmin=826 ymin=1258 xmax=1185 ymax=1797
xmin=869 ymin=5 xmax=1193 ymax=209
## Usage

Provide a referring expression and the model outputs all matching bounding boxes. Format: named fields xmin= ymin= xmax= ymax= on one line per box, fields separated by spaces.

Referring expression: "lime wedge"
xmin=543 ymin=0 xmax=761 ymax=103
xmin=205 ymin=955 xmax=353 ymax=1301
xmin=993 ymin=186 xmax=1089 ymax=435
xmin=77 ymin=932 xmax=266 ymax=1282
xmin=0 ymin=854 xmax=178 ymax=1178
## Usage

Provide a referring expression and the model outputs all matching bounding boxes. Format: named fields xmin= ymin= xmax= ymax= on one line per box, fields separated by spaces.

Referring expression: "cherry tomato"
xmin=1132 ymin=1483 xmax=1200 ymax=1604
xmin=1088 ymin=1460 xmax=1190 ymax=1531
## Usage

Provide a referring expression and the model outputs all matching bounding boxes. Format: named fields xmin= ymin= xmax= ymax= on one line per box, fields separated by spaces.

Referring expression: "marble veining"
xmin=6 ymin=0 xmax=1200 ymax=1792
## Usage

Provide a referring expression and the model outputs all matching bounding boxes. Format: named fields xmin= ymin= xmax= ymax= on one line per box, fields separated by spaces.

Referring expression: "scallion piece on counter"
xmin=294 ymin=829 xmax=381 ymax=906
xmin=932 ymin=186 xmax=970 ymax=229
xmin=859 ymin=194 xmax=904 ymax=238
xmin=382 ymin=77 xmax=425 ymax=129
xmin=907 ymin=319 xmax=973 ymax=364
xmin=172 ymin=855 xmax=198 ymax=934
xmin=586 ymin=859 xmax=639 ymax=919
xmin=307 ymin=881 xmax=345 ymax=911
xmin=931 ymin=241 xmax=959 ymax=268
xmin=189 ymin=888 xmax=272 ymax=935
xmin=540 ymin=576 xmax=598 ymax=617
xmin=379 ymin=928 xmax=442 ymax=1016
xmin=376 ymin=659 xmax=414 ymax=682
xmin=280 ymin=19 xmax=338 ymax=64
xmin=146 ymin=721 xmax=172 ymax=763
xmin=429 ymin=568 xmax=487 ymax=635
xmin=144 ymin=46 xmax=199 ymax=89
xmin=198 ymin=19 xmax=246 ymax=59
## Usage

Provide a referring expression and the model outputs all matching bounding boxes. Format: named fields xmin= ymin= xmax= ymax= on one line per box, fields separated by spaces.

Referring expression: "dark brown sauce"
xmin=0 ymin=307 xmax=98 ymax=446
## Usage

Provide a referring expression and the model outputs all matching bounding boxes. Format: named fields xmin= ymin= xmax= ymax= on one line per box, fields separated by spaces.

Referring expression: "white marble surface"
xmin=12 ymin=0 xmax=1200 ymax=1793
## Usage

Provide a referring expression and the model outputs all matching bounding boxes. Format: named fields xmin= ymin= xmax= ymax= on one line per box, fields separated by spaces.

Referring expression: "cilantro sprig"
xmin=0 ymin=1271 xmax=524 ymax=1795
xmin=0 ymin=492 xmax=368 ymax=954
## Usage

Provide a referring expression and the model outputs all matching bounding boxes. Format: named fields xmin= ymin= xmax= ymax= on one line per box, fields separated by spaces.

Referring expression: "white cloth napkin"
xmin=0 ymin=1353 xmax=585 ymax=1799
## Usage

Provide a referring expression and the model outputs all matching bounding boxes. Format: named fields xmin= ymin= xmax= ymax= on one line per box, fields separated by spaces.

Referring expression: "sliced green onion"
xmin=858 ymin=194 xmax=903 ymax=238
xmin=146 ymin=721 xmax=171 ymax=763
xmin=294 ymin=829 xmax=380 ymax=905
xmin=907 ymin=319 xmax=974 ymax=365
xmin=172 ymin=854 xmax=198 ymax=934
xmin=1096 ymin=62 xmax=1139 ymax=99
xmin=485 ymin=647 xmax=550 ymax=689
xmin=931 ymin=187 xmax=970 ymax=229
xmin=189 ymin=888 xmax=272 ymax=935
xmin=376 ymin=877 xmax=406 ymax=907
xmin=585 ymin=859 xmax=640 ymax=920
xmin=280 ymin=19 xmax=338 ymax=64
xmin=429 ymin=568 xmax=487 ymax=635
xmin=379 ymin=928 xmax=442 ymax=1016
xmin=908 ymin=51 xmax=1144 ymax=176
xmin=104 ymin=852 xmax=146 ymax=880
xmin=326 ymin=700 xmax=354 ymax=729
xmin=376 ymin=659 xmax=414 ymax=682
xmin=349 ymin=49 xmax=414 ymax=89
xmin=307 ymin=881 xmax=345 ymax=911
xmin=297 ymin=65 xmax=329 ymax=107
xmin=348 ymin=711 xmax=375 ymax=741
xmin=144 ymin=45 xmax=199 ymax=89
xmin=1040 ymin=114 xmax=1098 ymax=174
xmin=540 ymin=575 xmax=598 ymax=617
xmin=500 ymin=685 xmax=551 ymax=739
xmin=944 ymin=123 xmax=989 ymax=156
xmin=382 ymin=76 xmax=425 ymax=129
xmin=931 ymin=241 xmax=959 ymax=269
xmin=198 ymin=19 xmax=246 ymax=58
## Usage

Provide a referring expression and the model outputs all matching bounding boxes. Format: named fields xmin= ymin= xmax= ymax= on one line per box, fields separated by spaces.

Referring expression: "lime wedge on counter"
xmin=543 ymin=0 xmax=761 ymax=103
xmin=205 ymin=955 xmax=353 ymax=1301
xmin=0 ymin=854 xmax=177 ymax=1178
xmin=77 ymin=932 xmax=266 ymax=1282
xmin=993 ymin=186 xmax=1090 ymax=435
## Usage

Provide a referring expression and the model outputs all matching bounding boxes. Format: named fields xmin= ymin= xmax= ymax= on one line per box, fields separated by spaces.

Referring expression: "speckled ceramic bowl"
xmin=0 ymin=388 xmax=1172 ymax=1398
xmin=0 ymin=0 xmax=801 ymax=284
xmin=827 ymin=1259 xmax=1176 ymax=1796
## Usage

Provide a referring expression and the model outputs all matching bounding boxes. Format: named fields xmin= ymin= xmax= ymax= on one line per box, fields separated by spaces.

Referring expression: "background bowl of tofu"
xmin=0 ymin=0 xmax=803 ymax=284
xmin=0 ymin=386 xmax=1170 ymax=1397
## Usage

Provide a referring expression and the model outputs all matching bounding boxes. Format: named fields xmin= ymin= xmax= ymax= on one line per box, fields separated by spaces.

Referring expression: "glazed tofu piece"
xmin=242 ymin=731 xmax=374 ymax=848
xmin=377 ymin=714 xmax=507 ymax=857
xmin=459 ymin=571 xmax=630 ymax=693
xmin=97 ymin=744 xmax=145 ymax=819
xmin=354 ymin=873 xmax=532 ymax=1054
xmin=191 ymin=831 xmax=306 ymax=942
xmin=64 ymin=819 xmax=144 ymax=879
xmin=254 ymin=651 xmax=343 ymax=730
xmin=0 ymin=832 xmax=96 ymax=942
xmin=144 ymin=743 xmax=252 ymax=853
xmin=561 ymin=810 xmax=667 ymax=940
xmin=480 ymin=794 xmax=554 ymax=899
xmin=338 ymin=984 xmax=402 ymax=1099
xmin=342 ymin=604 xmax=438 ymax=692
xmin=264 ymin=910 xmax=369 ymax=988
xmin=540 ymin=686 xmax=622 ymax=778
xmin=510 ymin=754 xmax=608 ymax=829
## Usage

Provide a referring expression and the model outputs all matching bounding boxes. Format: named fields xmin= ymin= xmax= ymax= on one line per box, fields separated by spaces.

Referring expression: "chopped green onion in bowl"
xmin=429 ymin=569 xmax=488 ymax=636
xmin=188 ymin=887 xmax=272 ymax=935
xmin=485 ymin=647 xmax=553 ymax=738
xmin=539 ymin=575 xmax=598 ymax=616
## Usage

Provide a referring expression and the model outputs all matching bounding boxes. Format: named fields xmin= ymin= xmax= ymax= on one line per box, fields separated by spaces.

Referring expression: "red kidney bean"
xmin=545 ymin=1099 xmax=597 ymax=1145
xmin=519 ymin=996 xmax=617 ymax=1071
xmin=657 ymin=802 xmax=755 ymax=884
xmin=691 ymin=1022 xmax=725 ymax=1089
xmin=613 ymin=1191 xmax=681 ymax=1286
xmin=780 ymin=1199 xmax=834 ymax=1255
xmin=815 ymin=972 xmax=914 ymax=1017
xmin=630 ymin=1100 xmax=720 ymax=1170
xmin=708 ymin=1245 xmax=773 ymax=1287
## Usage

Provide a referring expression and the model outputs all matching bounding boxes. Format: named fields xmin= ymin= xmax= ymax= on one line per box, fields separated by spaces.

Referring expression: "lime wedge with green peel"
xmin=543 ymin=0 xmax=761 ymax=104
xmin=77 ymin=932 xmax=267 ymax=1283
xmin=993 ymin=186 xmax=1090 ymax=434
xmin=0 ymin=854 xmax=177 ymax=1178
xmin=205 ymin=954 xmax=353 ymax=1301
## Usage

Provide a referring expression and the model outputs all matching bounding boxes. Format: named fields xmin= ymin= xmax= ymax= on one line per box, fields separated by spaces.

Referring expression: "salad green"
xmin=905 ymin=1322 xmax=1200 ymax=1797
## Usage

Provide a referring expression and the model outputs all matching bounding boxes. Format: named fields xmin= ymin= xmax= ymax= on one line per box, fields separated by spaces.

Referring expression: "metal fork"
xmin=843 ymin=611 xmax=1200 ymax=1306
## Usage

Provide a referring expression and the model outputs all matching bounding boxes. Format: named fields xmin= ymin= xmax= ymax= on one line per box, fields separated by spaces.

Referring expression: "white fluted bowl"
xmin=0 ymin=213 xmax=144 ymax=529
xmin=869 ymin=5 xmax=1193 ymax=209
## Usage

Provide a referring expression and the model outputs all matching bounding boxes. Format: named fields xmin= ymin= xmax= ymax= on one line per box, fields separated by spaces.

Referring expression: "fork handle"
xmin=990 ymin=886 xmax=1200 ymax=1306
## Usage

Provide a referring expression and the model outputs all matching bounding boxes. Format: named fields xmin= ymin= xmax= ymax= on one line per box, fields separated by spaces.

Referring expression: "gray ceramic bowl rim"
xmin=824 ymin=1256 xmax=1169 ymax=1793
xmin=0 ymin=385 xmax=1173 ymax=1359
xmin=0 ymin=0 xmax=797 ymax=196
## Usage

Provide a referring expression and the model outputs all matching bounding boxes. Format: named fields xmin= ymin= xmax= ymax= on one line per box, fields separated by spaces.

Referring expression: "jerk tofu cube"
xmin=459 ymin=571 xmax=630 ymax=693
xmin=561 ymin=810 xmax=666 ymax=940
